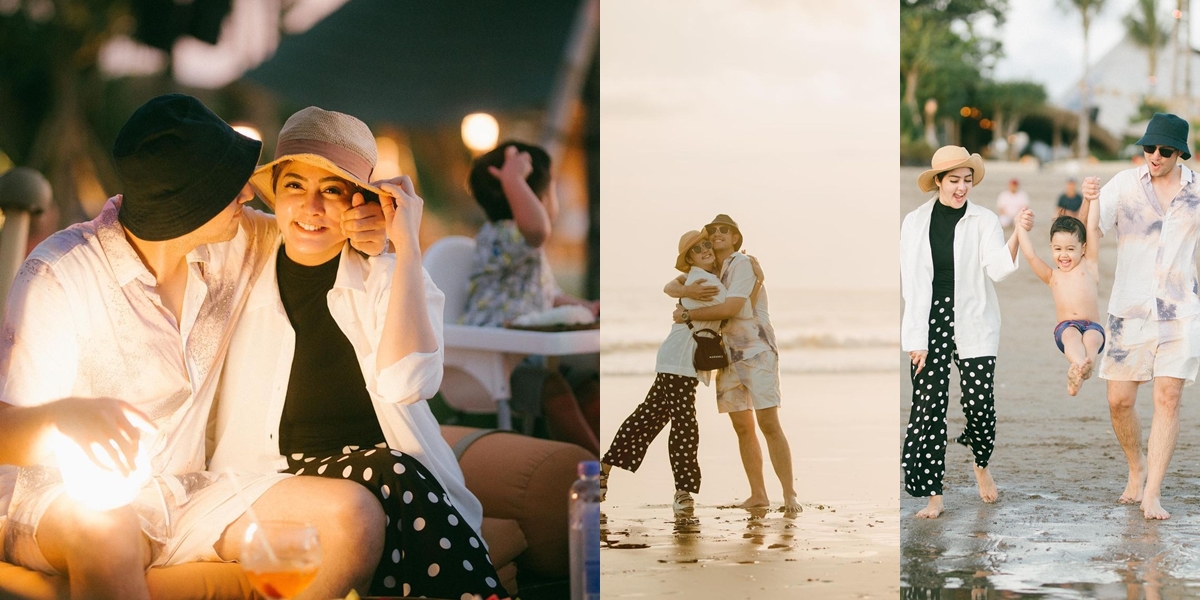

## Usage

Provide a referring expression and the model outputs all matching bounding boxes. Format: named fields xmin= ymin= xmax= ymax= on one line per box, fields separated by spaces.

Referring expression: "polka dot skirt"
xmin=902 ymin=296 xmax=998 ymax=498
xmin=602 ymin=373 xmax=701 ymax=493
xmin=285 ymin=445 xmax=506 ymax=599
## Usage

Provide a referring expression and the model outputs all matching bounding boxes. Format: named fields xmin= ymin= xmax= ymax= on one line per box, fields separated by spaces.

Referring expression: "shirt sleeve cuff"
xmin=374 ymin=350 xmax=443 ymax=405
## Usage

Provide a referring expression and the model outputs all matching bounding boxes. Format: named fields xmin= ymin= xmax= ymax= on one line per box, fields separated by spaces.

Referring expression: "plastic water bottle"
xmin=569 ymin=460 xmax=601 ymax=600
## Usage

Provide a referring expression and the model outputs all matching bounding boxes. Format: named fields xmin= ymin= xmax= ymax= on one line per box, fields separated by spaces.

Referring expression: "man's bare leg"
xmin=1142 ymin=376 xmax=1183 ymax=520
xmin=973 ymin=464 xmax=998 ymax=502
xmin=37 ymin=495 xmax=152 ymax=600
xmin=754 ymin=407 xmax=800 ymax=512
xmin=728 ymin=409 xmax=769 ymax=508
xmin=217 ymin=477 xmax=385 ymax=600
xmin=1107 ymin=380 xmax=1146 ymax=504
xmin=915 ymin=495 xmax=943 ymax=519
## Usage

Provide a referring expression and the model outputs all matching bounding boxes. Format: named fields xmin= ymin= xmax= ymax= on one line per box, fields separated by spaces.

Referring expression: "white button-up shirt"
xmin=1098 ymin=164 xmax=1200 ymax=320
xmin=901 ymin=198 xmax=1018 ymax=358
xmin=207 ymin=242 xmax=484 ymax=537
xmin=0 ymin=196 xmax=278 ymax=517
xmin=656 ymin=266 xmax=725 ymax=383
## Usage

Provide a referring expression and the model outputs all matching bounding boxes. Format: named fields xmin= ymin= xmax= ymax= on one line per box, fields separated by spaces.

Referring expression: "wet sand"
xmin=602 ymin=372 xmax=899 ymax=599
xmin=900 ymin=163 xmax=1200 ymax=597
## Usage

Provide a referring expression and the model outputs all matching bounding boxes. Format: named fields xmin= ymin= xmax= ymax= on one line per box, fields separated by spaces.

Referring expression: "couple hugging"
xmin=600 ymin=215 xmax=801 ymax=515
xmin=903 ymin=113 xmax=1200 ymax=522
xmin=0 ymin=94 xmax=505 ymax=599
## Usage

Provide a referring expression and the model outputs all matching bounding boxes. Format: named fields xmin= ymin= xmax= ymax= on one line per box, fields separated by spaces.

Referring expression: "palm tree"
xmin=1125 ymin=0 xmax=1170 ymax=96
xmin=1060 ymin=0 xmax=1109 ymax=158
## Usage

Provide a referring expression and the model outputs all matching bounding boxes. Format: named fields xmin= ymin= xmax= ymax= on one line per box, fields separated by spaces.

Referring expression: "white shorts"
xmin=716 ymin=351 xmax=782 ymax=413
xmin=3 ymin=469 xmax=288 ymax=575
xmin=1099 ymin=315 xmax=1200 ymax=385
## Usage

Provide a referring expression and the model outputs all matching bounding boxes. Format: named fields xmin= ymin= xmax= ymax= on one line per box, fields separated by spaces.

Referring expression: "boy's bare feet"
xmin=736 ymin=495 xmax=770 ymax=509
xmin=1080 ymin=358 xmax=1094 ymax=381
xmin=915 ymin=495 xmax=943 ymax=519
xmin=1142 ymin=494 xmax=1170 ymax=520
xmin=1067 ymin=363 xmax=1084 ymax=396
xmin=1119 ymin=458 xmax=1146 ymax=504
xmin=974 ymin=465 xmax=998 ymax=503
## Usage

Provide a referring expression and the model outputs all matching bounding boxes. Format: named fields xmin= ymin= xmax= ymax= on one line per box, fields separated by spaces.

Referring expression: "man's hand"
xmin=376 ymin=176 xmax=423 ymax=254
xmin=909 ymin=350 xmax=928 ymax=375
xmin=1016 ymin=207 xmax=1034 ymax=232
xmin=342 ymin=192 xmax=387 ymax=256
xmin=681 ymin=278 xmax=719 ymax=302
xmin=1082 ymin=176 xmax=1101 ymax=203
xmin=49 ymin=398 xmax=154 ymax=476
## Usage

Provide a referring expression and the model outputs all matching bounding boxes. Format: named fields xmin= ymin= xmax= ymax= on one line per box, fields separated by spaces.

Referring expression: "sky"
xmin=988 ymin=0 xmax=1195 ymax=99
xmin=600 ymin=0 xmax=899 ymax=293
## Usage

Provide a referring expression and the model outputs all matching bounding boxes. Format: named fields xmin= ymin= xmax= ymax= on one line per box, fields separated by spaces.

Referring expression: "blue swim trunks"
xmin=1054 ymin=319 xmax=1106 ymax=354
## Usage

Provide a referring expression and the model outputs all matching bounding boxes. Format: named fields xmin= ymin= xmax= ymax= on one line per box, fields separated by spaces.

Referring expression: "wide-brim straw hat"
xmin=917 ymin=146 xmax=986 ymax=193
xmin=675 ymin=230 xmax=709 ymax=273
xmin=705 ymin=213 xmax=743 ymax=251
xmin=250 ymin=106 xmax=387 ymax=208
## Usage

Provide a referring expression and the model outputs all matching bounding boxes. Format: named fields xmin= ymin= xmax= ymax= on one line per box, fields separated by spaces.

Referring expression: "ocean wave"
xmin=601 ymin=331 xmax=897 ymax=354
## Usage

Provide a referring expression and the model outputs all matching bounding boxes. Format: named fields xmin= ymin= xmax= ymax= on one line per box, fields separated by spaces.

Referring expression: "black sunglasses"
xmin=689 ymin=240 xmax=713 ymax=255
xmin=1143 ymin=145 xmax=1180 ymax=158
xmin=705 ymin=225 xmax=734 ymax=234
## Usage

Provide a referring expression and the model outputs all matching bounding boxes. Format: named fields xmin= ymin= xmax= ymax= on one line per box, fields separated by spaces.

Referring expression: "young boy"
xmin=1013 ymin=179 xmax=1105 ymax=396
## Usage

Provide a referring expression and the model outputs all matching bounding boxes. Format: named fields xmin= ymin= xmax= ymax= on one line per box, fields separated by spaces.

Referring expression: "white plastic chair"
xmin=423 ymin=235 xmax=518 ymax=429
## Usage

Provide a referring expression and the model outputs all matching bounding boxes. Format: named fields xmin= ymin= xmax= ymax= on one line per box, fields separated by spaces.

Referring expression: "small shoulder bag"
xmin=688 ymin=318 xmax=729 ymax=371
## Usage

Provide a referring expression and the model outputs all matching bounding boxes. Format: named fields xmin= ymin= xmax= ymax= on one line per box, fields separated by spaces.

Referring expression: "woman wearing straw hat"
xmin=900 ymin=146 xmax=1025 ymax=519
xmin=600 ymin=229 xmax=734 ymax=514
xmin=209 ymin=107 xmax=506 ymax=598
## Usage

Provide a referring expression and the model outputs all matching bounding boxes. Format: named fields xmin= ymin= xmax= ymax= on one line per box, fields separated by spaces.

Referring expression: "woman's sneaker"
xmin=673 ymin=490 xmax=694 ymax=514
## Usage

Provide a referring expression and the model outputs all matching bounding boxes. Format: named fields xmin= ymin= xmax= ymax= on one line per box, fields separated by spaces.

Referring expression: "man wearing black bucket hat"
xmin=0 ymin=94 xmax=387 ymax=598
xmin=1083 ymin=112 xmax=1200 ymax=521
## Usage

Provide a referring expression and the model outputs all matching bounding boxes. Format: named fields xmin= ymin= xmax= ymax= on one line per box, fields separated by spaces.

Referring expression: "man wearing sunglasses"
xmin=1083 ymin=112 xmax=1200 ymax=520
xmin=665 ymin=215 xmax=800 ymax=514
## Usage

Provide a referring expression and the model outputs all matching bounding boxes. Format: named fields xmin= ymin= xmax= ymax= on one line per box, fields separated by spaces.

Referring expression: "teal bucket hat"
xmin=1136 ymin=112 xmax=1191 ymax=160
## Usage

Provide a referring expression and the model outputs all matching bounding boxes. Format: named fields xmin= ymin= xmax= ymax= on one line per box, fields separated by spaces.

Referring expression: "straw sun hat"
xmin=250 ymin=106 xmax=388 ymax=208
xmin=916 ymin=146 xmax=986 ymax=193
xmin=675 ymin=230 xmax=709 ymax=273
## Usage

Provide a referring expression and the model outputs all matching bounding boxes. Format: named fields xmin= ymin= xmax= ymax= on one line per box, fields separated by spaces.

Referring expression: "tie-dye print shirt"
xmin=1098 ymin=164 xmax=1200 ymax=320
xmin=460 ymin=220 xmax=561 ymax=327
xmin=717 ymin=252 xmax=775 ymax=363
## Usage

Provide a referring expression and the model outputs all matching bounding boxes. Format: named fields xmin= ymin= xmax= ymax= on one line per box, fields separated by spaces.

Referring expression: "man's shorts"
xmin=3 ymin=468 xmax=288 ymax=575
xmin=716 ymin=351 xmax=782 ymax=413
xmin=1099 ymin=315 xmax=1200 ymax=385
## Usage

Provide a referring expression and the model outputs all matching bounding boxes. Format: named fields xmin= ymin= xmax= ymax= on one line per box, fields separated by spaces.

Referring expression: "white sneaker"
xmin=672 ymin=490 xmax=694 ymax=514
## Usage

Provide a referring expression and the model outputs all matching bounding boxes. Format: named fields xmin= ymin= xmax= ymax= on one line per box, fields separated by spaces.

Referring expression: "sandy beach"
xmin=602 ymin=371 xmax=899 ymax=599
xmin=900 ymin=163 xmax=1200 ymax=597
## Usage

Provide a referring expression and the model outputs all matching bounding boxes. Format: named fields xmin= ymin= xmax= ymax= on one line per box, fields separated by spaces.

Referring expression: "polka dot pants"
xmin=285 ymin=445 xmax=506 ymax=599
xmin=602 ymin=373 xmax=701 ymax=493
xmin=902 ymin=296 xmax=997 ymax=497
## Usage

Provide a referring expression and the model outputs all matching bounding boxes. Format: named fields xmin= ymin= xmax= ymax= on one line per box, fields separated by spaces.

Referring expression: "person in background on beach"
xmin=459 ymin=142 xmax=599 ymax=455
xmin=666 ymin=215 xmax=800 ymax=514
xmin=601 ymin=229 xmax=746 ymax=515
xmin=901 ymin=146 xmax=1021 ymax=519
xmin=1056 ymin=178 xmax=1084 ymax=219
xmin=1013 ymin=196 xmax=1104 ymax=396
xmin=995 ymin=177 xmax=1029 ymax=229
xmin=1083 ymin=113 xmax=1200 ymax=520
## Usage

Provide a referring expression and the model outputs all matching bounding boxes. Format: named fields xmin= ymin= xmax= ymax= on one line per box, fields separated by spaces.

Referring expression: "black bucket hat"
xmin=1136 ymin=112 xmax=1191 ymax=160
xmin=705 ymin=214 xmax=743 ymax=251
xmin=113 ymin=94 xmax=262 ymax=241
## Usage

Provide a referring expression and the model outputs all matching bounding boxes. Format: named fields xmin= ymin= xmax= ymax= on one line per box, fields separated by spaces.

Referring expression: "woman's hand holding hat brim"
xmin=376 ymin=175 xmax=424 ymax=253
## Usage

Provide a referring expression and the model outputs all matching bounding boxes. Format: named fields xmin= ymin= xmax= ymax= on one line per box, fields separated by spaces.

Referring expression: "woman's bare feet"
xmin=974 ymin=465 xmax=998 ymax=502
xmin=915 ymin=495 xmax=943 ymax=519
xmin=1067 ymin=363 xmax=1084 ymax=396
xmin=782 ymin=495 xmax=802 ymax=515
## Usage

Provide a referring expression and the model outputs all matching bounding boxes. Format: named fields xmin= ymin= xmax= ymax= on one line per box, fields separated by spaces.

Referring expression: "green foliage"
xmin=976 ymin=81 xmax=1047 ymax=115
xmin=1124 ymin=0 xmax=1168 ymax=49
xmin=1136 ymin=97 xmax=1169 ymax=122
